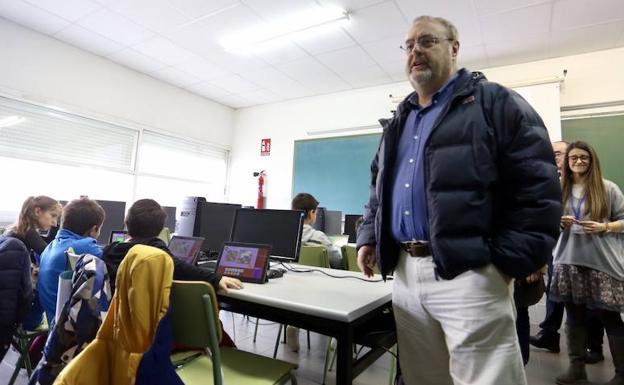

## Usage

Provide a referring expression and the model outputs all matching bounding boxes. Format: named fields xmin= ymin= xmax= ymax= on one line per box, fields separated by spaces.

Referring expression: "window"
xmin=0 ymin=96 xmax=229 ymax=225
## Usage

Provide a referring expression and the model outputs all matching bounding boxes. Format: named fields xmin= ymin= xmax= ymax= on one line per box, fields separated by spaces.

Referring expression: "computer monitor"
xmin=168 ymin=235 xmax=205 ymax=265
xmin=230 ymin=208 xmax=305 ymax=262
xmin=344 ymin=214 xmax=362 ymax=243
xmin=195 ymin=202 xmax=242 ymax=254
xmin=95 ymin=200 xmax=126 ymax=245
xmin=323 ymin=210 xmax=342 ymax=235
xmin=162 ymin=206 xmax=176 ymax=233
xmin=312 ymin=207 xmax=326 ymax=232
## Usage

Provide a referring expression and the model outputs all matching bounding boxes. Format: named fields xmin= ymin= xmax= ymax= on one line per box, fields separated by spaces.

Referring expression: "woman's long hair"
xmin=14 ymin=195 xmax=59 ymax=237
xmin=561 ymin=141 xmax=608 ymax=221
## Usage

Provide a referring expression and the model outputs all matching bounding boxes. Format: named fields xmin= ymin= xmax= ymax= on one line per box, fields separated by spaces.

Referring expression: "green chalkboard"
xmin=293 ymin=133 xmax=382 ymax=215
xmin=562 ymin=115 xmax=624 ymax=189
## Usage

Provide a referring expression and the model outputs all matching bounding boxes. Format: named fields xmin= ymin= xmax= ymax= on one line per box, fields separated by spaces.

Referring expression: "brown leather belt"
xmin=400 ymin=241 xmax=431 ymax=257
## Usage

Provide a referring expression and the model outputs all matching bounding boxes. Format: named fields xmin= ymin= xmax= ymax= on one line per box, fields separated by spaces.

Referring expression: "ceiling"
xmin=1 ymin=0 xmax=624 ymax=109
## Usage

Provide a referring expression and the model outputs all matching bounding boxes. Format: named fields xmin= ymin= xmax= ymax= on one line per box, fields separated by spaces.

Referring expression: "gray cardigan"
xmin=554 ymin=179 xmax=624 ymax=279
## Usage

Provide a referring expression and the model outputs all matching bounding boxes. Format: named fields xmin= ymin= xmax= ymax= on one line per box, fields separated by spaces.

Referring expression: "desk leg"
xmin=336 ymin=328 xmax=354 ymax=385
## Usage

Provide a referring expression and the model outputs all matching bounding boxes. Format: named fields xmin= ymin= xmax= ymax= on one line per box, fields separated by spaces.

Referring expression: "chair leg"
xmin=321 ymin=337 xmax=334 ymax=385
xmin=273 ymin=324 xmax=283 ymax=358
xmin=328 ymin=341 xmax=338 ymax=372
xmin=388 ymin=344 xmax=397 ymax=385
xmin=283 ymin=324 xmax=287 ymax=344
xmin=253 ymin=318 xmax=260 ymax=342
xmin=307 ymin=330 xmax=311 ymax=350
xmin=8 ymin=335 xmax=29 ymax=385
xmin=230 ymin=312 xmax=236 ymax=342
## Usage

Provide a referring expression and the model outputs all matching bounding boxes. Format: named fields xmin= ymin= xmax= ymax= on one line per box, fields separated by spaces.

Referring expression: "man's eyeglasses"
xmin=554 ymin=151 xmax=565 ymax=159
xmin=400 ymin=36 xmax=454 ymax=53
xmin=569 ymin=155 xmax=591 ymax=163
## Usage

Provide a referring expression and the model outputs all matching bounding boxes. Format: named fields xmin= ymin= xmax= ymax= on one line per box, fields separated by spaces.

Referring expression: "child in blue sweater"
xmin=38 ymin=198 xmax=104 ymax=325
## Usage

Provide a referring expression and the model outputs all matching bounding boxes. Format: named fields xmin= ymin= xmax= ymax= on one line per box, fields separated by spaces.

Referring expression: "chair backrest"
xmin=170 ymin=281 xmax=223 ymax=385
xmin=342 ymin=245 xmax=359 ymax=272
xmin=158 ymin=227 xmax=172 ymax=244
xmin=298 ymin=246 xmax=329 ymax=268
xmin=342 ymin=245 xmax=380 ymax=274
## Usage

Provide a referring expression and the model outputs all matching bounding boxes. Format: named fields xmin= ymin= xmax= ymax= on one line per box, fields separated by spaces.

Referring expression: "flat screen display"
xmin=230 ymin=208 xmax=304 ymax=262
xmin=168 ymin=235 xmax=204 ymax=265
xmin=216 ymin=242 xmax=271 ymax=283
xmin=109 ymin=230 xmax=129 ymax=244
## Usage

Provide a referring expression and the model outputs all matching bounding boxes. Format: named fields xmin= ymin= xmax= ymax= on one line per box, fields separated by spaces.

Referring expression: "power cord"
xmin=277 ymin=262 xmax=385 ymax=282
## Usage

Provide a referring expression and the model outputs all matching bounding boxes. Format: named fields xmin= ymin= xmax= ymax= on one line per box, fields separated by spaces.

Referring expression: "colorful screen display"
xmin=168 ymin=236 xmax=204 ymax=264
xmin=216 ymin=243 xmax=270 ymax=283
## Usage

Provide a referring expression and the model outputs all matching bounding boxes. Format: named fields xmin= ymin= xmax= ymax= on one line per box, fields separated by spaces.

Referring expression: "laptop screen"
xmin=109 ymin=230 xmax=129 ymax=244
xmin=216 ymin=242 xmax=271 ymax=283
xmin=168 ymin=235 xmax=204 ymax=265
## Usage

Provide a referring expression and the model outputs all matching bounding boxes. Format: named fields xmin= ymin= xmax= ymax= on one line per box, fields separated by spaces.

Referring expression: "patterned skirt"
xmin=550 ymin=264 xmax=624 ymax=312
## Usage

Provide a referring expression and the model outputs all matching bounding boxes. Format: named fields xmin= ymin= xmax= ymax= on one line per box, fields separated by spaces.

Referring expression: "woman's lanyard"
xmin=570 ymin=195 xmax=586 ymax=220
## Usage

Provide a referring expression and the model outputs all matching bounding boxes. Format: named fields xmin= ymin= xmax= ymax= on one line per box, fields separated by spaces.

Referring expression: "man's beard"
xmin=409 ymin=67 xmax=433 ymax=86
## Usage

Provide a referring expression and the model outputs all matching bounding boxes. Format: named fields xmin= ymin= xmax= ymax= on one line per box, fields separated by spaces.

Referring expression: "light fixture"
xmin=0 ymin=115 xmax=26 ymax=128
xmin=220 ymin=5 xmax=349 ymax=55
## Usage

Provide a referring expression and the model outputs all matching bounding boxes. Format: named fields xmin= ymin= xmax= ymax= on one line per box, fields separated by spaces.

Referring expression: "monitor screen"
xmin=109 ymin=230 xmax=129 ymax=244
xmin=195 ymin=202 xmax=242 ymax=253
xmin=344 ymin=214 xmax=362 ymax=243
xmin=95 ymin=200 xmax=126 ymax=245
xmin=216 ymin=242 xmax=271 ymax=283
xmin=168 ymin=235 xmax=204 ymax=265
xmin=323 ymin=210 xmax=342 ymax=235
xmin=230 ymin=208 xmax=304 ymax=262
xmin=312 ymin=207 xmax=326 ymax=232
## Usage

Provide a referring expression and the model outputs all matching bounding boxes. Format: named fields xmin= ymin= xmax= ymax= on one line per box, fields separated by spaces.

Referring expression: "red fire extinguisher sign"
xmin=260 ymin=138 xmax=271 ymax=156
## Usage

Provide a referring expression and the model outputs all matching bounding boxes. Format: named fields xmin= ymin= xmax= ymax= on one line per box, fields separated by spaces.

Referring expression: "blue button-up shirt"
xmin=390 ymin=74 xmax=458 ymax=242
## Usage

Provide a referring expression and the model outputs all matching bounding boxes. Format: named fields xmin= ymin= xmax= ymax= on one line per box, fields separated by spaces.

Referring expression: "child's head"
xmin=291 ymin=193 xmax=319 ymax=224
xmin=15 ymin=195 xmax=60 ymax=236
xmin=61 ymin=198 xmax=105 ymax=238
xmin=125 ymin=199 xmax=166 ymax=239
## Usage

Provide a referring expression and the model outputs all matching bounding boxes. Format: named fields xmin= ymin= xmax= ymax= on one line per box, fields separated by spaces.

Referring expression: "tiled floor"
xmin=1 ymin=308 xmax=617 ymax=385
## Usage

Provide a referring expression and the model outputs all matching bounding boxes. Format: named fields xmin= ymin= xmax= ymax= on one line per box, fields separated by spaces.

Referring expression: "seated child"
xmin=38 ymin=198 xmax=104 ymax=325
xmin=291 ymin=193 xmax=343 ymax=269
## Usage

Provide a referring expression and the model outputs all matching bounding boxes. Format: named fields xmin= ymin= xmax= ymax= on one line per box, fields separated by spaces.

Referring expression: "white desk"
xmin=219 ymin=264 xmax=395 ymax=385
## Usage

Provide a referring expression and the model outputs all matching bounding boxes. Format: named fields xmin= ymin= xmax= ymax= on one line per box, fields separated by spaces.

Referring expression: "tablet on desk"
xmin=169 ymin=235 xmax=204 ymax=265
xmin=216 ymin=242 xmax=271 ymax=284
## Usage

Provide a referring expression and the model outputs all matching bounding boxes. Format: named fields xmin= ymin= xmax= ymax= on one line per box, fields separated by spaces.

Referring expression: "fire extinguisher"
xmin=253 ymin=170 xmax=266 ymax=209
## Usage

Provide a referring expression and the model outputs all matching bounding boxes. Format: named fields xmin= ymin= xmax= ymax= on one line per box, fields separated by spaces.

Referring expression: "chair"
xmin=298 ymin=245 xmax=330 ymax=268
xmin=170 ymin=281 xmax=298 ymax=385
xmin=8 ymin=322 xmax=48 ymax=385
xmin=54 ymin=245 xmax=179 ymax=385
xmin=158 ymin=227 xmax=172 ymax=244
xmin=342 ymin=245 xmax=380 ymax=274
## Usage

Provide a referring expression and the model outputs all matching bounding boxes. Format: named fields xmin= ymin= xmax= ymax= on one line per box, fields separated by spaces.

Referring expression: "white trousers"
xmin=393 ymin=253 xmax=526 ymax=385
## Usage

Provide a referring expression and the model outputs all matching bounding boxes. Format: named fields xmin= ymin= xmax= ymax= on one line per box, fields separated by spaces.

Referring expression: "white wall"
xmin=229 ymin=47 xmax=624 ymax=209
xmin=0 ymin=18 xmax=234 ymax=147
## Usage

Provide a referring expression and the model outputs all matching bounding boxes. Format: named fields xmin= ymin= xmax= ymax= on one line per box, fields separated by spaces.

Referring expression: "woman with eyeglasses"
xmin=550 ymin=140 xmax=624 ymax=385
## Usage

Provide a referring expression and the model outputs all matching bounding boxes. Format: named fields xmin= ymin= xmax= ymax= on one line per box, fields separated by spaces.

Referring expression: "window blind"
xmin=138 ymin=130 xmax=227 ymax=183
xmin=0 ymin=96 xmax=137 ymax=171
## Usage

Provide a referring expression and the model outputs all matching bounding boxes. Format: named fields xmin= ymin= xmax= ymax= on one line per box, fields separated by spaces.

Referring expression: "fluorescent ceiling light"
xmin=0 ymin=115 xmax=26 ymax=128
xmin=220 ymin=5 xmax=349 ymax=55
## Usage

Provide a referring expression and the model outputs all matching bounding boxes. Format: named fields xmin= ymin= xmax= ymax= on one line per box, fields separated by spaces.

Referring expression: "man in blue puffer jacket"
xmin=356 ymin=15 xmax=562 ymax=385
xmin=0 ymin=236 xmax=32 ymax=360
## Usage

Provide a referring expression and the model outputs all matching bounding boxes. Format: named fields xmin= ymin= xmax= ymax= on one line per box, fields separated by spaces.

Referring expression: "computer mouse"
xmin=267 ymin=269 xmax=284 ymax=279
